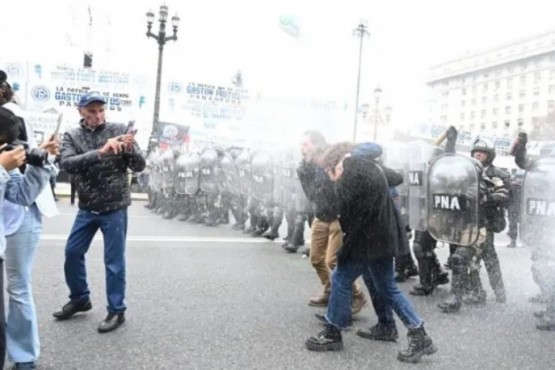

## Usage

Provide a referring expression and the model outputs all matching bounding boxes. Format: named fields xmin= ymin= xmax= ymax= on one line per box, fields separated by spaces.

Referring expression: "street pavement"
xmin=15 ymin=201 xmax=553 ymax=369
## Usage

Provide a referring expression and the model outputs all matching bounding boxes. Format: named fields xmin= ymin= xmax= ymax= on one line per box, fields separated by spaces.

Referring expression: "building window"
xmin=481 ymin=109 xmax=486 ymax=118
xmin=483 ymin=83 xmax=488 ymax=92
xmin=507 ymin=77 xmax=513 ymax=88
xmin=518 ymin=118 xmax=524 ymax=127
xmin=494 ymin=94 xmax=499 ymax=102
xmin=472 ymin=86 xmax=477 ymax=94
xmin=469 ymin=123 xmax=476 ymax=131
xmin=461 ymin=100 xmax=466 ymax=107
xmin=470 ymin=111 xmax=476 ymax=119
xmin=549 ymin=84 xmax=555 ymax=93
xmin=480 ymin=122 xmax=486 ymax=130
xmin=533 ymin=86 xmax=540 ymax=96
xmin=492 ymin=121 xmax=498 ymax=129
xmin=440 ymin=115 xmax=447 ymax=123
xmin=519 ymin=104 xmax=525 ymax=112
xmin=535 ymin=72 xmax=541 ymax=83
xmin=505 ymin=106 xmax=511 ymax=114
xmin=482 ymin=96 xmax=488 ymax=104
xmin=460 ymin=113 xmax=465 ymax=120
xmin=506 ymin=92 xmax=512 ymax=100
xmin=548 ymin=100 xmax=555 ymax=110
xmin=494 ymin=81 xmax=501 ymax=90
xmin=532 ymin=116 xmax=539 ymax=125
xmin=492 ymin=108 xmax=498 ymax=115
xmin=462 ymin=88 xmax=467 ymax=96
xmin=533 ymin=101 xmax=539 ymax=110
xmin=519 ymin=90 xmax=526 ymax=98
xmin=520 ymin=75 xmax=527 ymax=85
xmin=504 ymin=120 xmax=511 ymax=128
xmin=471 ymin=98 xmax=476 ymax=106
xmin=442 ymin=92 xmax=449 ymax=98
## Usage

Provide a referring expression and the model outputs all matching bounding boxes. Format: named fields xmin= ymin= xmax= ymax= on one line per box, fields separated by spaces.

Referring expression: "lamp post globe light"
xmin=145 ymin=4 xmax=180 ymax=153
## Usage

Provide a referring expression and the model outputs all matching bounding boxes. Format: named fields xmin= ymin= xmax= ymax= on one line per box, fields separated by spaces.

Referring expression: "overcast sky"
xmin=2 ymin=0 xmax=555 ymax=129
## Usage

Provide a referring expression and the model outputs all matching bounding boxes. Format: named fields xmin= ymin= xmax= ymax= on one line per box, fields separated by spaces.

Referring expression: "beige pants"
xmin=310 ymin=218 xmax=362 ymax=296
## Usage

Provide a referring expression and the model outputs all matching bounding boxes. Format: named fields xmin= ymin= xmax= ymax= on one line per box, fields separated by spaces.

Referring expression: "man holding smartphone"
xmin=53 ymin=92 xmax=145 ymax=333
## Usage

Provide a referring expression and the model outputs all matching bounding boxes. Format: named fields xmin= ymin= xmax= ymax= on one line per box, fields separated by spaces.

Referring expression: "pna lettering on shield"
xmin=527 ymin=199 xmax=555 ymax=216
xmin=433 ymin=194 xmax=465 ymax=211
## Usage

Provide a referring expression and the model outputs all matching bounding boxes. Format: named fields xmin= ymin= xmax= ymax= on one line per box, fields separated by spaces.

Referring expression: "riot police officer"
xmin=437 ymin=139 xmax=509 ymax=313
xmin=512 ymin=133 xmax=555 ymax=330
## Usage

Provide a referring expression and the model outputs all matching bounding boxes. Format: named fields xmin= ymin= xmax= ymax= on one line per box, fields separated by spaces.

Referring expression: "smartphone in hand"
xmin=126 ymin=120 xmax=137 ymax=135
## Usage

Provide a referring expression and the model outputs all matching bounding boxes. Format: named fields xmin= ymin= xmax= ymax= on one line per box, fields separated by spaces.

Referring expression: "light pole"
xmin=372 ymin=86 xmax=382 ymax=141
xmin=146 ymin=5 xmax=180 ymax=153
xmin=352 ymin=21 xmax=370 ymax=142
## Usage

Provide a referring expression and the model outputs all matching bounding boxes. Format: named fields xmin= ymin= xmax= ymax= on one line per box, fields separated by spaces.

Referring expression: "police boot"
xmin=438 ymin=266 xmax=464 ymax=313
xmin=431 ymin=254 xmax=449 ymax=286
xmin=397 ymin=325 xmax=437 ymax=363
xmin=262 ymin=227 xmax=279 ymax=241
xmin=282 ymin=242 xmax=299 ymax=253
xmin=411 ymin=256 xmax=434 ymax=296
xmin=463 ymin=270 xmax=487 ymax=306
xmin=537 ymin=298 xmax=555 ymax=331
xmin=507 ymin=239 xmax=517 ymax=248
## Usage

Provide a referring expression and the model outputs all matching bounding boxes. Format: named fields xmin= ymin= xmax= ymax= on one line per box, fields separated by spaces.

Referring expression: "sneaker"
xmin=262 ymin=230 xmax=279 ymax=240
xmin=397 ymin=326 xmax=437 ymax=363
xmin=53 ymin=300 xmax=92 ymax=320
xmin=357 ymin=323 xmax=399 ymax=342
xmin=314 ymin=313 xmax=353 ymax=328
xmin=98 ymin=312 xmax=126 ymax=333
xmin=305 ymin=325 xmax=344 ymax=351
xmin=507 ymin=240 xmax=517 ymax=248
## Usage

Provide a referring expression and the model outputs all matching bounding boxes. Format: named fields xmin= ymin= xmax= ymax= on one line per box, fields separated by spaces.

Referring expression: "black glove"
xmin=510 ymin=132 xmax=527 ymax=156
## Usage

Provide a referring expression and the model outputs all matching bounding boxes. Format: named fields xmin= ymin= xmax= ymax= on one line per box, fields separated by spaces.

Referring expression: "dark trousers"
xmin=507 ymin=202 xmax=521 ymax=242
xmin=479 ymin=232 xmax=506 ymax=300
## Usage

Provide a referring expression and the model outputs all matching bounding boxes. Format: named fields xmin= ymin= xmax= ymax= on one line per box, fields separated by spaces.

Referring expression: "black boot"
xmin=410 ymin=284 xmax=434 ymax=296
xmin=357 ymin=323 xmax=398 ymax=342
xmin=397 ymin=325 xmax=437 ymax=363
xmin=282 ymin=242 xmax=298 ymax=253
xmin=438 ymin=294 xmax=462 ymax=313
xmin=305 ymin=324 xmax=343 ymax=351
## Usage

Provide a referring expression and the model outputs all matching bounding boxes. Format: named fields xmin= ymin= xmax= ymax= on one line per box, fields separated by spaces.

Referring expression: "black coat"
xmin=61 ymin=120 xmax=146 ymax=213
xmin=335 ymin=156 xmax=405 ymax=264
xmin=297 ymin=161 xmax=339 ymax=222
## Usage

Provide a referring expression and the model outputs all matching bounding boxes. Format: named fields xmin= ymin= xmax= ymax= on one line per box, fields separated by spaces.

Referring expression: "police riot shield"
xmin=383 ymin=142 xmax=409 ymax=226
xmin=520 ymin=155 xmax=555 ymax=247
xmin=235 ymin=149 xmax=252 ymax=197
xmin=160 ymin=149 xmax=176 ymax=189
xmin=221 ymin=152 xmax=240 ymax=194
xmin=281 ymin=151 xmax=298 ymax=211
xmin=175 ymin=152 xmax=200 ymax=195
xmin=407 ymin=141 xmax=442 ymax=231
xmin=251 ymin=151 xmax=274 ymax=203
xmin=199 ymin=148 xmax=219 ymax=194
xmin=427 ymin=153 xmax=481 ymax=246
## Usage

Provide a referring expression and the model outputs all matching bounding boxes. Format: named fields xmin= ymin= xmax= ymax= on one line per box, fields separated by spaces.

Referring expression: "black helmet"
xmin=471 ymin=138 xmax=496 ymax=166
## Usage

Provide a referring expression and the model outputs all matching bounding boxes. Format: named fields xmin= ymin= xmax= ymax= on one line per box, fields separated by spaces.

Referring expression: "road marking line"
xmin=40 ymin=234 xmax=275 ymax=243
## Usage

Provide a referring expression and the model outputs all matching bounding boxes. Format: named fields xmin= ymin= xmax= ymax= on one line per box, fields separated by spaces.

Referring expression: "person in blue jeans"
xmin=0 ymin=105 xmax=56 ymax=370
xmin=305 ymin=143 xmax=436 ymax=364
xmin=53 ymin=92 xmax=145 ymax=333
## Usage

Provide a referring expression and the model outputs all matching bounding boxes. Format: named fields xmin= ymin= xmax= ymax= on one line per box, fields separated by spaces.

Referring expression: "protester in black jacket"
xmin=305 ymin=143 xmax=436 ymax=364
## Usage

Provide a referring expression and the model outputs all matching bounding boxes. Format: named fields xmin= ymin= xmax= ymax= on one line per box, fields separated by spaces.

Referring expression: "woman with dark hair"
xmin=305 ymin=143 xmax=436 ymax=364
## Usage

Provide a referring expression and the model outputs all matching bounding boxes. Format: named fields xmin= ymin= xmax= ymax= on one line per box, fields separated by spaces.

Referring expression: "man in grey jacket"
xmin=53 ymin=92 xmax=145 ymax=333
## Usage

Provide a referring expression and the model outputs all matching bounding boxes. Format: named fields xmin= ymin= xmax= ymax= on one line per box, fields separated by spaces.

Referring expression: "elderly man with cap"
xmin=53 ymin=91 xmax=145 ymax=333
